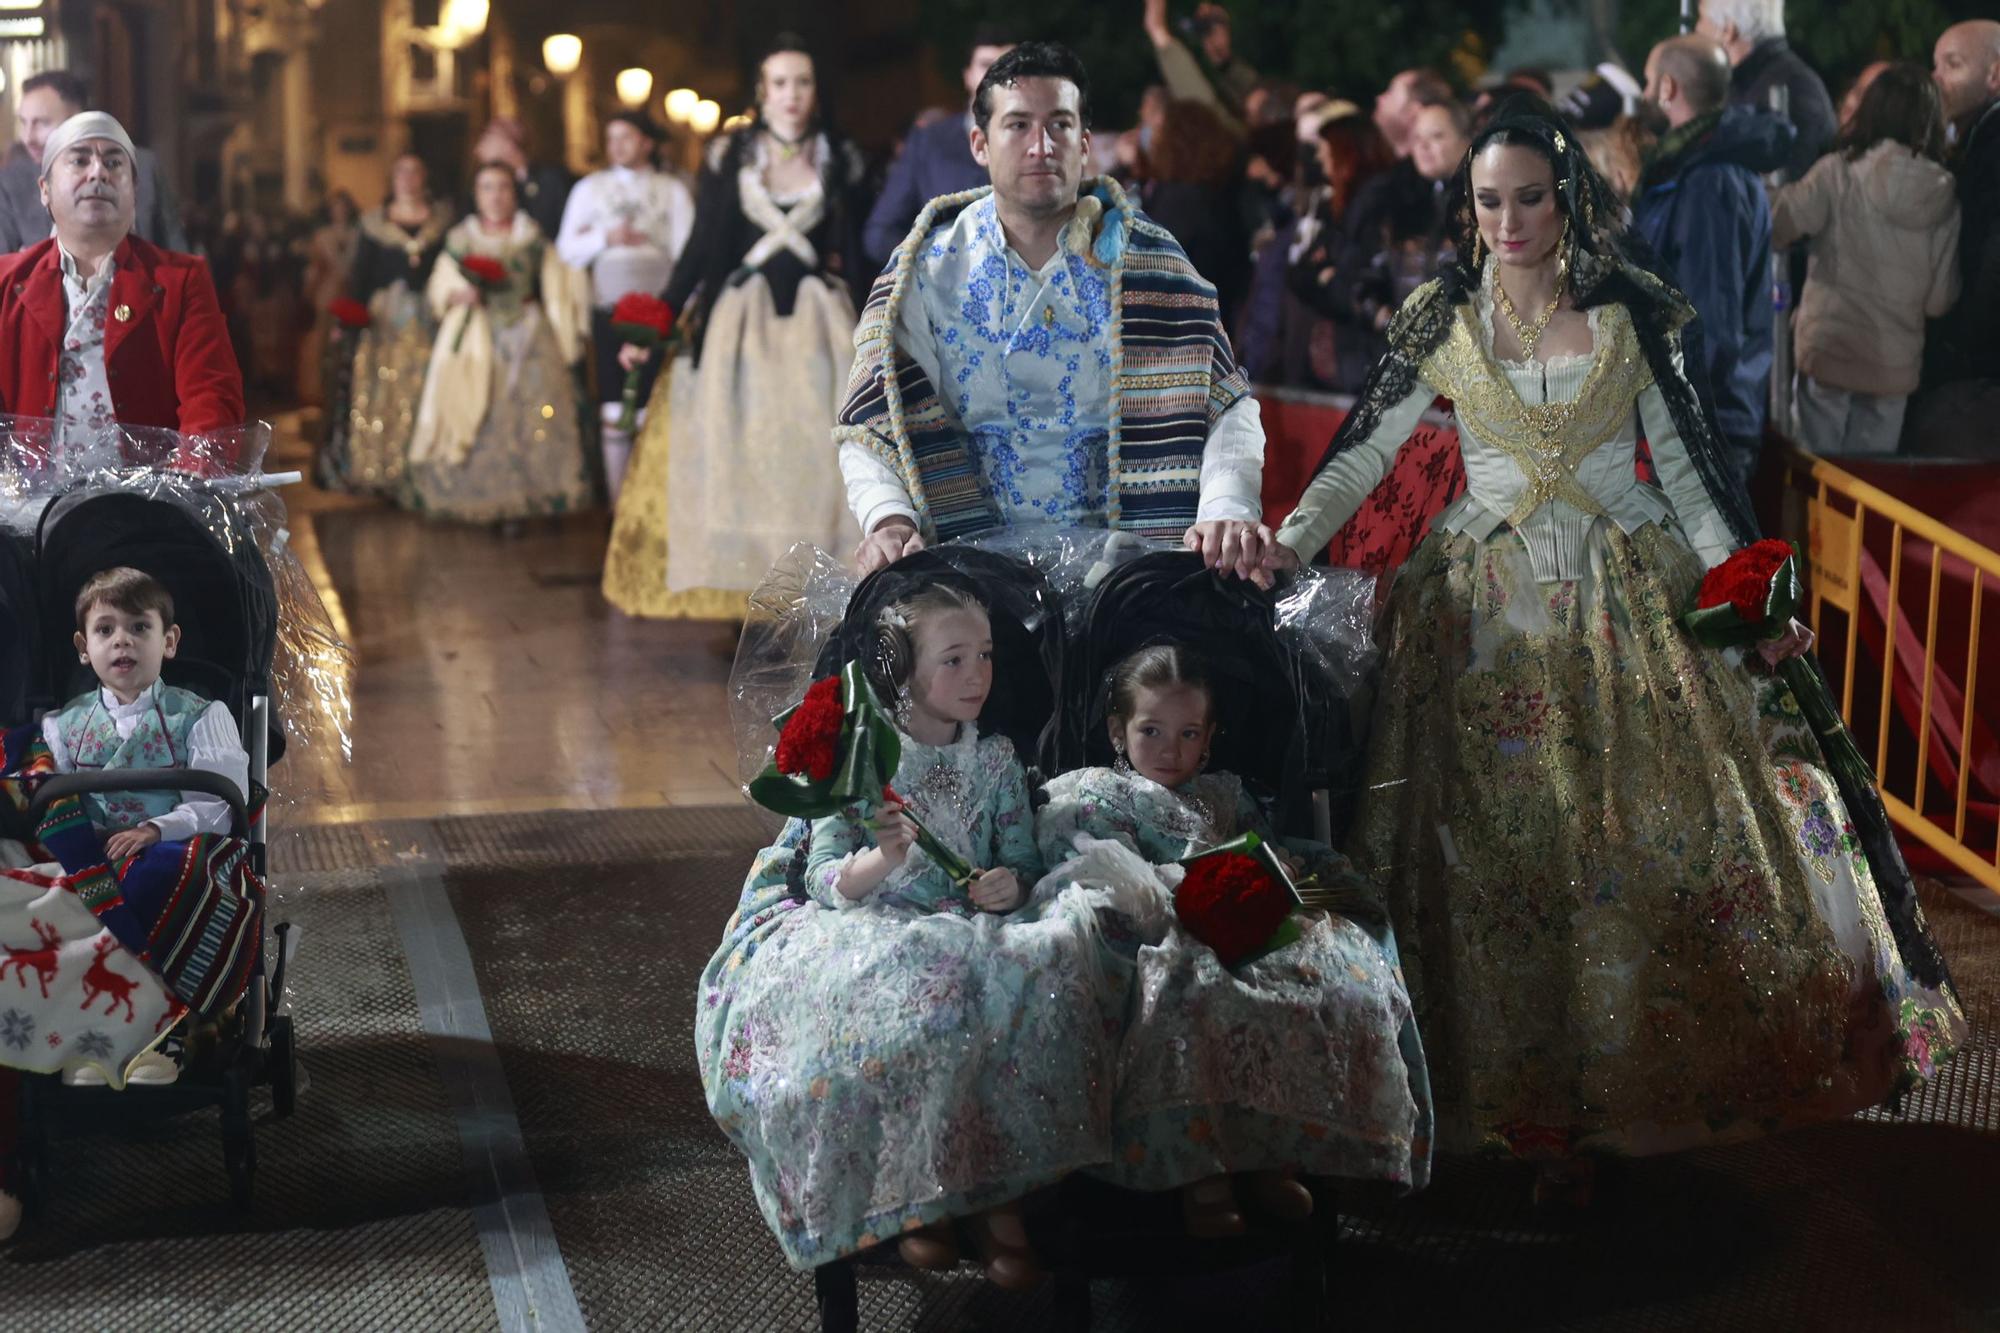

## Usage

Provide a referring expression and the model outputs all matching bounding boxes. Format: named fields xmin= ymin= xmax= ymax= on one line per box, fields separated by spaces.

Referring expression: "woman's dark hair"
xmin=973 ymin=41 xmax=1093 ymax=133
xmin=1836 ymin=62 xmax=1947 ymax=164
xmin=1317 ymin=112 xmax=1395 ymax=220
xmin=1149 ymin=99 xmax=1240 ymax=189
xmin=1446 ymin=93 xmax=1626 ymax=284
xmin=1105 ymin=644 xmax=1213 ymax=728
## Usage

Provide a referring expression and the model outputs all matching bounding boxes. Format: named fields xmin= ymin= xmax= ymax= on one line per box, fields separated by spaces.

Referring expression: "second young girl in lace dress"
xmin=1037 ymin=644 xmax=1431 ymax=1233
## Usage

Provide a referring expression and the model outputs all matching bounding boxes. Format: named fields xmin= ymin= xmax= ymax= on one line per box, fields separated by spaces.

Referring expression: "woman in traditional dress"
xmin=403 ymin=162 xmax=589 ymax=526
xmin=602 ymin=33 xmax=866 ymax=619
xmin=1263 ymin=99 xmax=1965 ymax=1201
xmin=331 ymin=154 xmax=450 ymax=497
xmin=301 ymin=191 xmax=359 ymax=402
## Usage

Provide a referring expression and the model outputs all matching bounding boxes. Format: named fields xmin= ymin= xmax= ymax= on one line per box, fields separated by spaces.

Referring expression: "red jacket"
xmin=0 ymin=234 xmax=243 ymax=438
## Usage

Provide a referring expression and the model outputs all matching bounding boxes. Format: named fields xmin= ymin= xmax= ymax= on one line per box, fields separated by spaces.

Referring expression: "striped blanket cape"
xmin=0 ymin=724 xmax=264 ymax=1085
xmin=834 ymin=176 xmax=1250 ymax=542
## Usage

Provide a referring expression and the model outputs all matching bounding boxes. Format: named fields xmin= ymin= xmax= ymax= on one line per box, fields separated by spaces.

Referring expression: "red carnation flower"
xmin=459 ymin=255 xmax=508 ymax=286
xmin=611 ymin=292 xmax=675 ymax=339
xmin=329 ymin=296 xmax=371 ymax=329
xmin=1696 ymin=538 xmax=1794 ymax=621
xmin=1174 ymin=852 xmax=1293 ymax=966
xmin=773 ymin=676 xmax=844 ymax=783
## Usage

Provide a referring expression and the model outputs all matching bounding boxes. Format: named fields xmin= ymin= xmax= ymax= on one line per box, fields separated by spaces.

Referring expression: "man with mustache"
xmin=0 ymin=112 xmax=242 ymax=457
xmin=0 ymin=70 xmax=185 ymax=253
xmin=839 ymin=42 xmax=1271 ymax=583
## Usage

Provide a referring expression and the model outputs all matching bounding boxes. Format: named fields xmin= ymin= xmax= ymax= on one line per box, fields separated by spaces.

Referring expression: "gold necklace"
xmin=1493 ymin=263 xmax=1566 ymax=360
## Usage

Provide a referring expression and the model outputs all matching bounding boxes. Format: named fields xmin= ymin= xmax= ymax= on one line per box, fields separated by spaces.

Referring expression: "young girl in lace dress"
xmin=1037 ymin=644 xmax=1431 ymax=1235
xmin=699 ymin=582 xmax=1112 ymax=1286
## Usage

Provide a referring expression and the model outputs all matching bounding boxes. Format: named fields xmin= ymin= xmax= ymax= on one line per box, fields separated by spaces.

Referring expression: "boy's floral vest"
xmin=53 ymin=682 xmax=209 ymax=831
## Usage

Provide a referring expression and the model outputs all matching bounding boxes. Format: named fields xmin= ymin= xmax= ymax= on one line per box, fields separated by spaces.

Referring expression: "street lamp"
xmin=542 ymin=33 xmax=582 ymax=77
xmin=690 ymin=99 xmax=721 ymax=135
xmin=615 ymin=67 xmax=654 ymax=109
xmin=439 ymin=0 xmax=488 ymax=46
xmin=663 ymin=87 xmax=700 ymax=125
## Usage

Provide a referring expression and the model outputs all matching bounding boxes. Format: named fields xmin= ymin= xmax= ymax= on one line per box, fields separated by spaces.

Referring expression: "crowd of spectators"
xmin=1089 ymin=0 xmax=1999 ymax=467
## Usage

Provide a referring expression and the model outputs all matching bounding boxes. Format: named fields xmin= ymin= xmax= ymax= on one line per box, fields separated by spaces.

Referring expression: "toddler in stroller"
xmin=0 ymin=438 xmax=305 ymax=1238
xmin=1035 ymin=551 xmax=1432 ymax=1232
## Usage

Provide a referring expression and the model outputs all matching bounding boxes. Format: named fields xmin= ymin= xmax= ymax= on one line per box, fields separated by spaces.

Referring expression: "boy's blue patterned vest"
xmin=53 ymin=683 xmax=211 ymax=832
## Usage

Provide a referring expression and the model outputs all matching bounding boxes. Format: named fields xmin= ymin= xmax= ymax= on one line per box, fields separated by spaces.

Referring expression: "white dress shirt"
xmin=555 ymin=165 xmax=696 ymax=308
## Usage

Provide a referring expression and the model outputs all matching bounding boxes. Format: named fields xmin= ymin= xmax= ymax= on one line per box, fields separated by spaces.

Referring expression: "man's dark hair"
xmin=1419 ymin=93 xmax=1475 ymax=138
xmin=23 ymin=70 xmax=88 ymax=111
xmin=973 ymin=41 xmax=1092 ymax=133
xmin=1837 ymin=61 xmax=1947 ymax=163
xmin=75 ymin=566 xmax=173 ymax=632
xmin=606 ymin=110 xmax=664 ymax=144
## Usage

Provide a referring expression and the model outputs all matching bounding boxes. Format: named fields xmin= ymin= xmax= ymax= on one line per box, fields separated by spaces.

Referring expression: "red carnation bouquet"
xmin=749 ymin=661 xmax=975 ymax=885
xmin=609 ymin=293 xmax=676 ymax=433
xmin=329 ymin=296 xmax=372 ymax=331
xmin=1174 ymin=832 xmax=1303 ymax=968
xmin=451 ymin=253 xmax=510 ymax=352
xmin=1683 ymin=538 xmax=1872 ymax=797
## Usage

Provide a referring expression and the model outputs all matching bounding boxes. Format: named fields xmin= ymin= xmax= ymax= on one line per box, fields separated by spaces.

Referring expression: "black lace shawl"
xmin=1303 ymin=98 xmax=1956 ymax=997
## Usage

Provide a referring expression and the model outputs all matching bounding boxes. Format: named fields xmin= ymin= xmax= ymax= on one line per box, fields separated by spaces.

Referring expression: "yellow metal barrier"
xmin=1779 ymin=447 xmax=2000 ymax=893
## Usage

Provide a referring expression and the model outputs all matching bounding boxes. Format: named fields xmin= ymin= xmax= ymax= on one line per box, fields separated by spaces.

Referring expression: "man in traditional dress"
xmin=556 ymin=113 xmax=695 ymax=502
xmin=838 ymin=42 xmax=1270 ymax=580
xmin=0 ymin=112 xmax=241 ymax=451
xmin=0 ymin=71 xmax=186 ymax=253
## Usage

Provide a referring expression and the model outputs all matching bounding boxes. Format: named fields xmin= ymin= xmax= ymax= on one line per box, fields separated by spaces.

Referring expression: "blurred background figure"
xmin=474 ymin=117 xmax=575 ymax=244
xmin=1775 ymin=63 xmax=1959 ymax=456
xmin=1141 ymin=99 xmax=1251 ymax=331
xmin=299 ymin=191 xmax=360 ymax=408
xmin=1699 ymin=0 xmax=1836 ymax=180
xmin=863 ymin=24 xmax=1014 ymax=266
xmin=556 ymin=113 xmax=695 ymax=504
xmin=326 ymin=153 xmax=449 ymax=497
xmin=1283 ymin=112 xmax=1399 ymax=391
xmin=405 ymin=162 xmax=588 ymax=529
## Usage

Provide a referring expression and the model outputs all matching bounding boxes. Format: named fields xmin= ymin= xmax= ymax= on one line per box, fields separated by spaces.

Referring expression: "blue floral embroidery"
xmin=919 ymin=195 xmax=1118 ymax=527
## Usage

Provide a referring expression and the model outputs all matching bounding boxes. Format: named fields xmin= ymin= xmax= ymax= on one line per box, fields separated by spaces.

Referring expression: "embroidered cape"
xmin=834 ymin=176 xmax=1250 ymax=542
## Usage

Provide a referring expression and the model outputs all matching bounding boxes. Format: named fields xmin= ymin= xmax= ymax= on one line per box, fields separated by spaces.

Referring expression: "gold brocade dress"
xmin=601 ymin=365 xmax=747 ymax=620
xmin=338 ymin=207 xmax=450 ymax=497
xmin=1277 ymin=283 xmax=1964 ymax=1160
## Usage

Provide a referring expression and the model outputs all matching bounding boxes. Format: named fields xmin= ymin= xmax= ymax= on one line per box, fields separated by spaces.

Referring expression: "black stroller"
xmin=805 ymin=547 xmax=1330 ymax=1333
xmin=8 ymin=481 xmax=299 ymax=1214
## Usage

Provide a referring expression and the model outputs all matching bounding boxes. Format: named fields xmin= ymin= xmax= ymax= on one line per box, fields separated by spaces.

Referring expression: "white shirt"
xmin=837 ymin=193 xmax=1263 ymax=535
xmin=1275 ymin=291 xmax=1735 ymax=581
xmin=555 ymin=165 xmax=696 ymax=307
xmin=42 ymin=683 xmax=251 ymax=842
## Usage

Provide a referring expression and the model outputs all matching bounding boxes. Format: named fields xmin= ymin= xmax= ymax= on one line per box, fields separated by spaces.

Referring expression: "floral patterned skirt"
xmin=697 ymin=822 xmax=1117 ymax=1269
xmin=338 ymin=286 xmax=432 ymax=497
xmin=403 ymin=313 xmax=590 ymax=524
xmin=1350 ymin=521 xmax=1964 ymax=1159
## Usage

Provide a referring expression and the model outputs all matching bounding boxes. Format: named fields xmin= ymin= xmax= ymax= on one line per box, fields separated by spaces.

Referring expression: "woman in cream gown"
xmin=403 ymin=163 xmax=590 ymax=524
xmin=1264 ymin=100 xmax=1964 ymax=1190
xmin=602 ymin=35 xmax=866 ymax=619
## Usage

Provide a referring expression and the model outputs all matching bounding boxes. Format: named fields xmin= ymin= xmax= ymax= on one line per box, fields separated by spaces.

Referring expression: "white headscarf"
xmin=39 ymin=111 xmax=138 ymax=180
